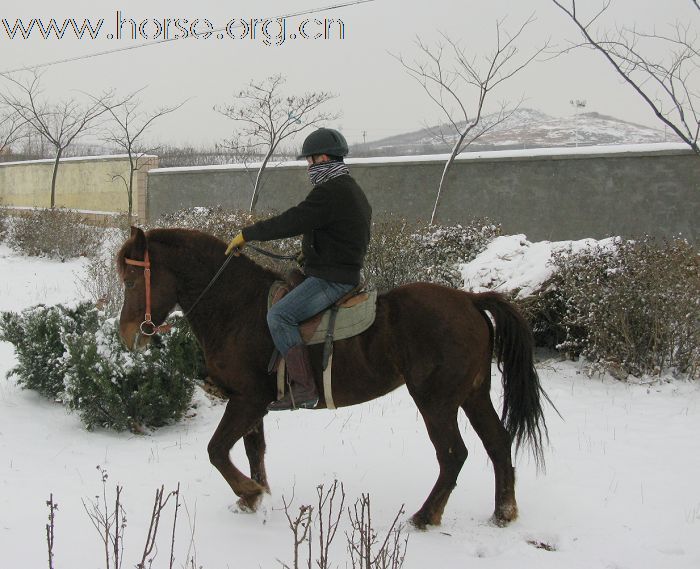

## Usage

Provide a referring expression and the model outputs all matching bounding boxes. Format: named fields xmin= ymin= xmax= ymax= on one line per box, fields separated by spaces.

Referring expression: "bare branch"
xmin=1 ymin=70 xmax=122 ymax=206
xmin=395 ymin=17 xmax=545 ymax=223
xmin=45 ymin=494 xmax=58 ymax=569
xmin=93 ymin=88 xmax=186 ymax=217
xmin=215 ymin=74 xmax=338 ymax=211
xmin=279 ymin=493 xmax=313 ymax=569
xmin=551 ymin=0 xmax=700 ymax=153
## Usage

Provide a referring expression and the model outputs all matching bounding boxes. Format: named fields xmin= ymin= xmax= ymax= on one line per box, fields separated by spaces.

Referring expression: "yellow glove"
xmin=225 ymin=232 xmax=246 ymax=256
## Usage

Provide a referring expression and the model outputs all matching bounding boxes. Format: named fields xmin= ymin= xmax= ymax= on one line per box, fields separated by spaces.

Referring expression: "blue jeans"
xmin=267 ymin=276 xmax=355 ymax=356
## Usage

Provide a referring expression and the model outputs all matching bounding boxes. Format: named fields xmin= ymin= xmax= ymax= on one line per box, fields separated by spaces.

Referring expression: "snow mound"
xmin=461 ymin=234 xmax=617 ymax=298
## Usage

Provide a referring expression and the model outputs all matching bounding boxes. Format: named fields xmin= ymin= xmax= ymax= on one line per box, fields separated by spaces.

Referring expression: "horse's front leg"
xmin=244 ymin=418 xmax=270 ymax=492
xmin=207 ymin=396 xmax=268 ymax=512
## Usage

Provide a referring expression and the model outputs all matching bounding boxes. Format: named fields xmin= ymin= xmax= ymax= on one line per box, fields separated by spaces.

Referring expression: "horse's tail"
xmin=472 ymin=291 xmax=553 ymax=469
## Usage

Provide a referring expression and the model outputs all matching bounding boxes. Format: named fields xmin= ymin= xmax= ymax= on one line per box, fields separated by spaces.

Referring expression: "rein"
xmin=246 ymin=244 xmax=297 ymax=261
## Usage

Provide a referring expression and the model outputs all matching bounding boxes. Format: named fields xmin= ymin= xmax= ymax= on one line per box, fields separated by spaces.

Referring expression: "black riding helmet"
xmin=296 ymin=128 xmax=349 ymax=160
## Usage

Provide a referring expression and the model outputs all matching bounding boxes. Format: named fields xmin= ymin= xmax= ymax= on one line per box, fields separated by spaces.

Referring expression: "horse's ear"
xmin=130 ymin=226 xmax=147 ymax=253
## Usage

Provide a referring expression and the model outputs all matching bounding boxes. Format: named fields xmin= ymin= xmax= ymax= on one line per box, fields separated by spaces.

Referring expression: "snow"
xmin=346 ymin=142 xmax=690 ymax=164
xmin=149 ymin=142 xmax=691 ymax=174
xmin=0 ymin=244 xmax=89 ymax=311
xmin=0 ymin=154 xmax=157 ymax=167
xmin=1 ymin=240 xmax=699 ymax=569
xmin=461 ymin=235 xmax=618 ymax=298
xmin=1 ymin=205 xmax=123 ymax=216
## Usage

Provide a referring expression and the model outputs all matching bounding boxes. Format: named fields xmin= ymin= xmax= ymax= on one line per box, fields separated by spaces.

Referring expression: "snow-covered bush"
xmin=365 ymin=216 xmax=501 ymax=291
xmin=519 ymin=236 xmax=700 ymax=379
xmin=0 ymin=207 xmax=8 ymax=242
xmin=156 ymin=205 xmax=259 ymax=240
xmin=7 ymin=208 xmax=103 ymax=259
xmin=0 ymin=303 xmax=97 ymax=398
xmin=0 ymin=303 xmax=205 ymax=432
xmin=63 ymin=312 xmax=204 ymax=432
xmin=76 ymin=226 xmax=132 ymax=318
xmin=415 ymin=220 xmax=502 ymax=288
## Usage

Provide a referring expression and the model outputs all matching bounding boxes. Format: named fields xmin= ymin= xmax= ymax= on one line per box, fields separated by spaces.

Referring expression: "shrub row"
xmin=0 ymin=303 xmax=205 ymax=432
xmin=365 ymin=215 xmax=501 ymax=291
xmin=155 ymin=207 xmax=501 ymax=292
xmin=516 ymin=236 xmax=699 ymax=379
xmin=3 ymin=208 xmax=106 ymax=260
xmin=0 ymin=208 xmax=8 ymax=242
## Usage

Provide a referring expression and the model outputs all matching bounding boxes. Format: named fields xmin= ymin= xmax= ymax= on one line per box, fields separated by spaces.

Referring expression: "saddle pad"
xmin=268 ymin=282 xmax=378 ymax=345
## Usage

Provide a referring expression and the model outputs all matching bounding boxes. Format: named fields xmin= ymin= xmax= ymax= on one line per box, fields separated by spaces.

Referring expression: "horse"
xmin=116 ymin=226 xmax=551 ymax=529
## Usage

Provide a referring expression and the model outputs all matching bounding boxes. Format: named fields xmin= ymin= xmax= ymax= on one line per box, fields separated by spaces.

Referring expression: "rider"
xmin=225 ymin=127 xmax=372 ymax=411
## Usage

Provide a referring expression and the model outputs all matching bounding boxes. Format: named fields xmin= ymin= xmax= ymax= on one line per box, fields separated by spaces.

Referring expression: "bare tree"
xmin=0 ymin=71 xmax=117 ymax=207
xmin=396 ymin=17 xmax=548 ymax=224
xmin=99 ymin=89 xmax=186 ymax=218
xmin=216 ymin=74 xmax=338 ymax=212
xmin=551 ymin=0 xmax=700 ymax=154
xmin=0 ymin=105 xmax=25 ymax=157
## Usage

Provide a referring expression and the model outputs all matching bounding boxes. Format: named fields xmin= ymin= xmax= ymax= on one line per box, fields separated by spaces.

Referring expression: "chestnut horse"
xmin=117 ymin=227 xmax=551 ymax=528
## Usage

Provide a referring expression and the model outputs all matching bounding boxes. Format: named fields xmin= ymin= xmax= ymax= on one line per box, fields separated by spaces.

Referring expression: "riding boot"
xmin=267 ymin=344 xmax=319 ymax=411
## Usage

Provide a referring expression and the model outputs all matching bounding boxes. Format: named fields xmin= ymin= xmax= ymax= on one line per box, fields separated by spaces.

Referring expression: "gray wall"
xmin=146 ymin=146 xmax=700 ymax=241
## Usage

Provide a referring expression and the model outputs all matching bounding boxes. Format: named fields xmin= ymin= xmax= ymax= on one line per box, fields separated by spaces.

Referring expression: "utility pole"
xmin=569 ymin=99 xmax=587 ymax=147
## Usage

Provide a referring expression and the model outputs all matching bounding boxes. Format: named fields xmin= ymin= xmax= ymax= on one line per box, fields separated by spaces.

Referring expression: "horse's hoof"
xmin=491 ymin=503 xmax=518 ymax=527
xmin=234 ymin=493 xmax=263 ymax=513
xmin=409 ymin=512 xmax=438 ymax=530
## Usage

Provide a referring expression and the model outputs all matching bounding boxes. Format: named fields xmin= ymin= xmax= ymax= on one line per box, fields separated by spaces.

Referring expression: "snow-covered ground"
xmin=1 ymin=241 xmax=699 ymax=569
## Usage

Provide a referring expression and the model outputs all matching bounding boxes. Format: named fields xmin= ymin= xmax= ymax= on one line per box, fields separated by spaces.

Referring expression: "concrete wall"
xmin=0 ymin=154 xmax=158 ymax=220
xmin=146 ymin=144 xmax=699 ymax=242
xmin=147 ymin=144 xmax=700 ymax=241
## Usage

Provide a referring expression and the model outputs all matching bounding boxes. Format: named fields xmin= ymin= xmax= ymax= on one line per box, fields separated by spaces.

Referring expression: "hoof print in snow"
xmin=526 ymin=539 xmax=557 ymax=552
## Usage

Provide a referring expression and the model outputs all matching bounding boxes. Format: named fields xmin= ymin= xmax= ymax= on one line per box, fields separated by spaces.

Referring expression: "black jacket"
xmin=242 ymin=174 xmax=372 ymax=285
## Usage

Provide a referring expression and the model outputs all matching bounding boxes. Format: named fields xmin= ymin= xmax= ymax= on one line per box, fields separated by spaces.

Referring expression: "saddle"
xmin=268 ymin=269 xmax=374 ymax=345
xmin=267 ymin=269 xmax=378 ymax=409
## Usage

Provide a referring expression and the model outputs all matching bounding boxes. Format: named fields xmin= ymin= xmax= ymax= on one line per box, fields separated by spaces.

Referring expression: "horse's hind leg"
xmin=410 ymin=398 xmax=468 ymax=529
xmin=462 ymin=388 xmax=518 ymax=525
xmin=243 ymin=419 xmax=270 ymax=492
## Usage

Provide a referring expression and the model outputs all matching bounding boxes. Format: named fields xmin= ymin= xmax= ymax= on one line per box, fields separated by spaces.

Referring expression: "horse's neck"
xmin=173 ymin=252 xmax=274 ymax=343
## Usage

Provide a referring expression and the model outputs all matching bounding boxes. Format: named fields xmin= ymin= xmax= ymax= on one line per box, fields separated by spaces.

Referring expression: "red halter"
xmin=123 ymin=250 xmax=171 ymax=336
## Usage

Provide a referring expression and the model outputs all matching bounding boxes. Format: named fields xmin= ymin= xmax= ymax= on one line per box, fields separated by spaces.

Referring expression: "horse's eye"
xmin=124 ymin=280 xmax=135 ymax=289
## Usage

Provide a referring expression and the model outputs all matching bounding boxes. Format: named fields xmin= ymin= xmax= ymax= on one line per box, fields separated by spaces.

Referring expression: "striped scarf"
xmin=307 ymin=160 xmax=349 ymax=186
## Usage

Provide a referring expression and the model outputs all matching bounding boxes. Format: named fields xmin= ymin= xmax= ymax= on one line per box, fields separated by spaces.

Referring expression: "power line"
xmin=0 ymin=0 xmax=376 ymax=75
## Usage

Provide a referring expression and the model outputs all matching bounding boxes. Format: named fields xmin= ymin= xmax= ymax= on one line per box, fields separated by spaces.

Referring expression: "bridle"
xmin=123 ymin=244 xmax=238 ymax=339
xmin=123 ymin=240 xmax=294 ymax=341
xmin=123 ymin=250 xmax=172 ymax=337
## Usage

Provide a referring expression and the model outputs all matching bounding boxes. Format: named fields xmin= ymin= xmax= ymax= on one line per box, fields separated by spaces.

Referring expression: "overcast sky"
xmin=1 ymin=0 xmax=695 ymax=148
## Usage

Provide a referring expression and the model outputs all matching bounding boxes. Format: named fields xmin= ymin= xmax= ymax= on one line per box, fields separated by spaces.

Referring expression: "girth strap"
xmin=322 ymin=306 xmax=340 ymax=370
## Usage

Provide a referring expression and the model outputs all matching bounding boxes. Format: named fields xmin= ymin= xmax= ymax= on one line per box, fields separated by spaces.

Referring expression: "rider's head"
xmin=297 ymin=128 xmax=349 ymax=165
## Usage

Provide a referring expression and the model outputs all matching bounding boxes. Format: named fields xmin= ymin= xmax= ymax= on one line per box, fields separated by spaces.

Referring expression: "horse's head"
xmin=116 ymin=226 xmax=178 ymax=350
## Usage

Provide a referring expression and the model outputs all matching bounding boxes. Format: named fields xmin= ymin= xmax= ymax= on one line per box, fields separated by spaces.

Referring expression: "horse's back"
xmin=376 ymin=282 xmax=492 ymax=381
xmin=381 ymin=281 xmax=490 ymax=337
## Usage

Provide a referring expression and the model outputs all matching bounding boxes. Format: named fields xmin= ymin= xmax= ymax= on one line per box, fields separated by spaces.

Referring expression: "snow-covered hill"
xmin=354 ymin=108 xmax=679 ymax=156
